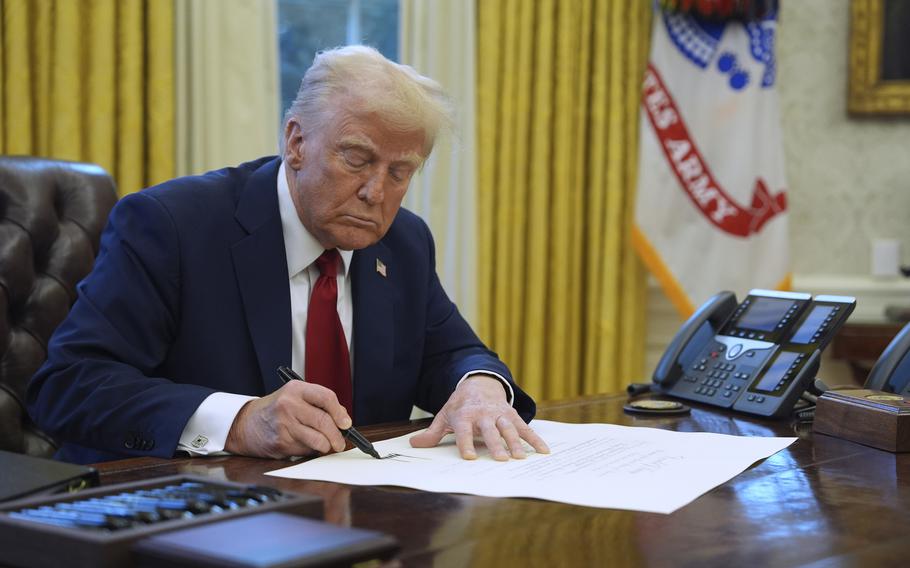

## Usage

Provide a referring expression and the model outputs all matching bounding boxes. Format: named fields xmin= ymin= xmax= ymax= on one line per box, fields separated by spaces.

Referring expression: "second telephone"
xmin=651 ymin=289 xmax=856 ymax=418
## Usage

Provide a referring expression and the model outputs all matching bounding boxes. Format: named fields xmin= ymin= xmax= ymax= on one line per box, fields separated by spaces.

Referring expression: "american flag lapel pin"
xmin=376 ymin=258 xmax=387 ymax=277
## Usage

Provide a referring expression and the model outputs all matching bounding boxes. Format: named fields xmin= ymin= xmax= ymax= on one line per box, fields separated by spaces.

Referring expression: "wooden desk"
xmin=95 ymin=394 xmax=910 ymax=566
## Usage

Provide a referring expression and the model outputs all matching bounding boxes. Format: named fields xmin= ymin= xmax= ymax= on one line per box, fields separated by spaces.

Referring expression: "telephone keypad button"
xmin=732 ymin=385 xmax=741 ymax=391
xmin=756 ymin=396 xmax=765 ymax=403
xmin=723 ymin=391 xmax=732 ymax=398
xmin=747 ymin=394 xmax=756 ymax=401
xmin=706 ymin=388 xmax=716 ymax=396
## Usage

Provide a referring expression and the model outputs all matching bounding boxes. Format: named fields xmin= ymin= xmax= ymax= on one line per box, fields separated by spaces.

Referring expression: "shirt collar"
xmin=277 ymin=161 xmax=353 ymax=278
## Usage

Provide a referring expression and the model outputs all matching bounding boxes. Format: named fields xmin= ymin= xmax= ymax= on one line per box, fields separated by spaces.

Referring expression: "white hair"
xmin=282 ymin=45 xmax=454 ymax=155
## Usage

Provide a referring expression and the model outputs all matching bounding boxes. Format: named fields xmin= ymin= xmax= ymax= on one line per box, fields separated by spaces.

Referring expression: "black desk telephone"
xmin=865 ymin=320 xmax=910 ymax=395
xmin=649 ymin=289 xmax=856 ymax=418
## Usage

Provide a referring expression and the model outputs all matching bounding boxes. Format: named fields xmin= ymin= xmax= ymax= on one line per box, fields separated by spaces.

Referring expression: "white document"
xmin=266 ymin=419 xmax=796 ymax=514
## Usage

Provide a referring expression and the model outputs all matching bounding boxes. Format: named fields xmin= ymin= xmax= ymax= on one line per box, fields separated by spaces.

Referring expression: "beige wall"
xmin=779 ymin=0 xmax=910 ymax=277
xmin=643 ymin=0 xmax=910 ymax=386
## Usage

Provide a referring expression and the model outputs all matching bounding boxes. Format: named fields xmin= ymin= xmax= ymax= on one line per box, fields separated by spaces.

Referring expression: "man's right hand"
xmin=224 ymin=380 xmax=351 ymax=459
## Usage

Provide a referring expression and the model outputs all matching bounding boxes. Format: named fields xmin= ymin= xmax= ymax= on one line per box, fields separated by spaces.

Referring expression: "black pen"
xmin=276 ymin=366 xmax=381 ymax=459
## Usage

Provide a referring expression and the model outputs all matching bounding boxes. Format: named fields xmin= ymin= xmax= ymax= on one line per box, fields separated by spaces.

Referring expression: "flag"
xmin=633 ymin=3 xmax=790 ymax=316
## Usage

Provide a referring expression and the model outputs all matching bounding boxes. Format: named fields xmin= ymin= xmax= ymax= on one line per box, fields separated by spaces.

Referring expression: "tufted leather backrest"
xmin=0 ymin=156 xmax=117 ymax=456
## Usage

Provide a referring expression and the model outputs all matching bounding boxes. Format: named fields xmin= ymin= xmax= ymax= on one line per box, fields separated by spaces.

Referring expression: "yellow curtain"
xmin=0 ymin=0 xmax=174 ymax=196
xmin=476 ymin=0 xmax=651 ymax=401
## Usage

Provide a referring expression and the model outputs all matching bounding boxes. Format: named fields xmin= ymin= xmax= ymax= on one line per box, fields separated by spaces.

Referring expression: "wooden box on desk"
xmin=814 ymin=389 xmax=910 ymax=452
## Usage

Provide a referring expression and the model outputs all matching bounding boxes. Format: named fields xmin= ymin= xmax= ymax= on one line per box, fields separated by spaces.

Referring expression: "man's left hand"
xmin=409 ymin=375 xmax=550 ymax=460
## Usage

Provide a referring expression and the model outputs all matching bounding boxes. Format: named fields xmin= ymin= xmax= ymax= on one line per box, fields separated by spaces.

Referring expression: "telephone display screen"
xmin=790 ymin=306 xmax=835 ymax=344
xmin=738 ymin=298 xmax=795 ymax=332
xmin=753 ymin=351 xmax=800 ymax=393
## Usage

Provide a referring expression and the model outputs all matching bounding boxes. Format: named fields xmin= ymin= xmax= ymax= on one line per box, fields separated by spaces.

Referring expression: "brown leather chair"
xmin=0 ymin=156 xmax=117 ymax=456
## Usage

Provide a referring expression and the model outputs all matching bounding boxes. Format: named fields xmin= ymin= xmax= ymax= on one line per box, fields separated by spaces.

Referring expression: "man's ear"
xmin=284 ymin=119 xmax=306 ymax=170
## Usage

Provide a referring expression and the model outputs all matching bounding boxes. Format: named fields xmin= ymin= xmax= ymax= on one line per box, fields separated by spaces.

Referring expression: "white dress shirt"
xmin=178 ymin=162 xmax=511 ymax=455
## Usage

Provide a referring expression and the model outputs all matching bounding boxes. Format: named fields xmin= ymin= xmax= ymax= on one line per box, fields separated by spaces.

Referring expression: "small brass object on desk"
xmin=814 ymin=389 xmax=910 ymax=452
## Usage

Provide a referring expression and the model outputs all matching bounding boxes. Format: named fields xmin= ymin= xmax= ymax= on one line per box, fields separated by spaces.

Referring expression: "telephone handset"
xmin=864 ymin=321 xmax=910 ymax=395
xmin=651 ymin=289 xmax=856 ymax=418
xmin=652 ymin=291 xmax=737 ymax=389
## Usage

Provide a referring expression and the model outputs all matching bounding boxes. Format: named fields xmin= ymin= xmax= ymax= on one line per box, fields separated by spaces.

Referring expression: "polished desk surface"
xmin=94 ymin=394 xmax=910 ymax=567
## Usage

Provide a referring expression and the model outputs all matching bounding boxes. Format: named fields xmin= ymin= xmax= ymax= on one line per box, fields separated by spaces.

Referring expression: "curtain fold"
xmin=174 ymin=0 xmax=280 ymax=177
xmin=399 ymin=0 xmax=478 ymax=325
xmin=0 ymin=0 xmax=174 ymax=196
xmin=476 ymin=0 xmax=651 ymax=401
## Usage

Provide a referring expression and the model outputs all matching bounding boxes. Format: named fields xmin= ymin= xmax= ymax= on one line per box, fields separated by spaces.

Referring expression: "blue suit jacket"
xmin=27 ymin=157 xmax=535 ymax=464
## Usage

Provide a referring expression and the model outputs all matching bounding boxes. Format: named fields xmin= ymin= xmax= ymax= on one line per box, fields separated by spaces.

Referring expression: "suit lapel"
xmin=231 ymin=158 xmax=291 ymax=394
xmin=351 ymin=243 xmax=395 ymax=423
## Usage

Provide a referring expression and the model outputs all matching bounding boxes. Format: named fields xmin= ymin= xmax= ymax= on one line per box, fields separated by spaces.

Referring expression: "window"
xmin=277 ymin=0 xmax=399 ymax=115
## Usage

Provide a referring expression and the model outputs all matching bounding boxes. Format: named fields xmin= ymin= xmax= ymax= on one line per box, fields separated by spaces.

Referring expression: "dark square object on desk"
xmin=0 ymin=449 xmax=99 ymax=502
xmin=132 ymin=511 xmax=399 ymax=568
xmin=814 ymin=389 xmax=910 ymax=452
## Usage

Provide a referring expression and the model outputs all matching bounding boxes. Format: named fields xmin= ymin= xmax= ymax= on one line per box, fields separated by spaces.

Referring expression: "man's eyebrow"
xmin=395 ymin=152 xmax=424 ymax=169
xmin=338 ymin=136 xmax=377 ymax=153
xmin=339 ymin=136 xmax=423 ymax=169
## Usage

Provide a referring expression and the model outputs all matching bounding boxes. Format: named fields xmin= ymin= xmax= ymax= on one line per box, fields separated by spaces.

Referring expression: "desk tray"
xmin=0 ymin=474 xmax=322 ymax=568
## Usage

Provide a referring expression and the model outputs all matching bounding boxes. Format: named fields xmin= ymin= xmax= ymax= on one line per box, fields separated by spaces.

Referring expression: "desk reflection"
xmin=89 ymin=394 xmax=910 ymax=567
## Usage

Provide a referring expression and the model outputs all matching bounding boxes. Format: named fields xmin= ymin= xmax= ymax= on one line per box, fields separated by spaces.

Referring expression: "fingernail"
xmin=464 ymin=451 xmax=477 ymax=460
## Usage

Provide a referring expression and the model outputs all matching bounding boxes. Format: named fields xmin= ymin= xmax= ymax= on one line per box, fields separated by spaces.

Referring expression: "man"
xmin=27 ymin=46 xmax=548 ymax=464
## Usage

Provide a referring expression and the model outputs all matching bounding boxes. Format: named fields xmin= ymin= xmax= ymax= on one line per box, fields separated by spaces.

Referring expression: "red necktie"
xmin=305 ymin=249 xmax=353 ymax=416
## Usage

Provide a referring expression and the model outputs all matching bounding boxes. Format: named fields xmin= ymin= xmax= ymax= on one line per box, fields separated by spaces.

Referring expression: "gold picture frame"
xmin=848 ymin=0 xmax=910 ymax=114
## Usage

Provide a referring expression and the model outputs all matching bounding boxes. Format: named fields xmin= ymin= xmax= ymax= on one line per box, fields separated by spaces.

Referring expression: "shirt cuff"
xmin=177 ymin=392 xmax=258 ymax=456
xmin=456 ymin=371 xmax=515 ymax=406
